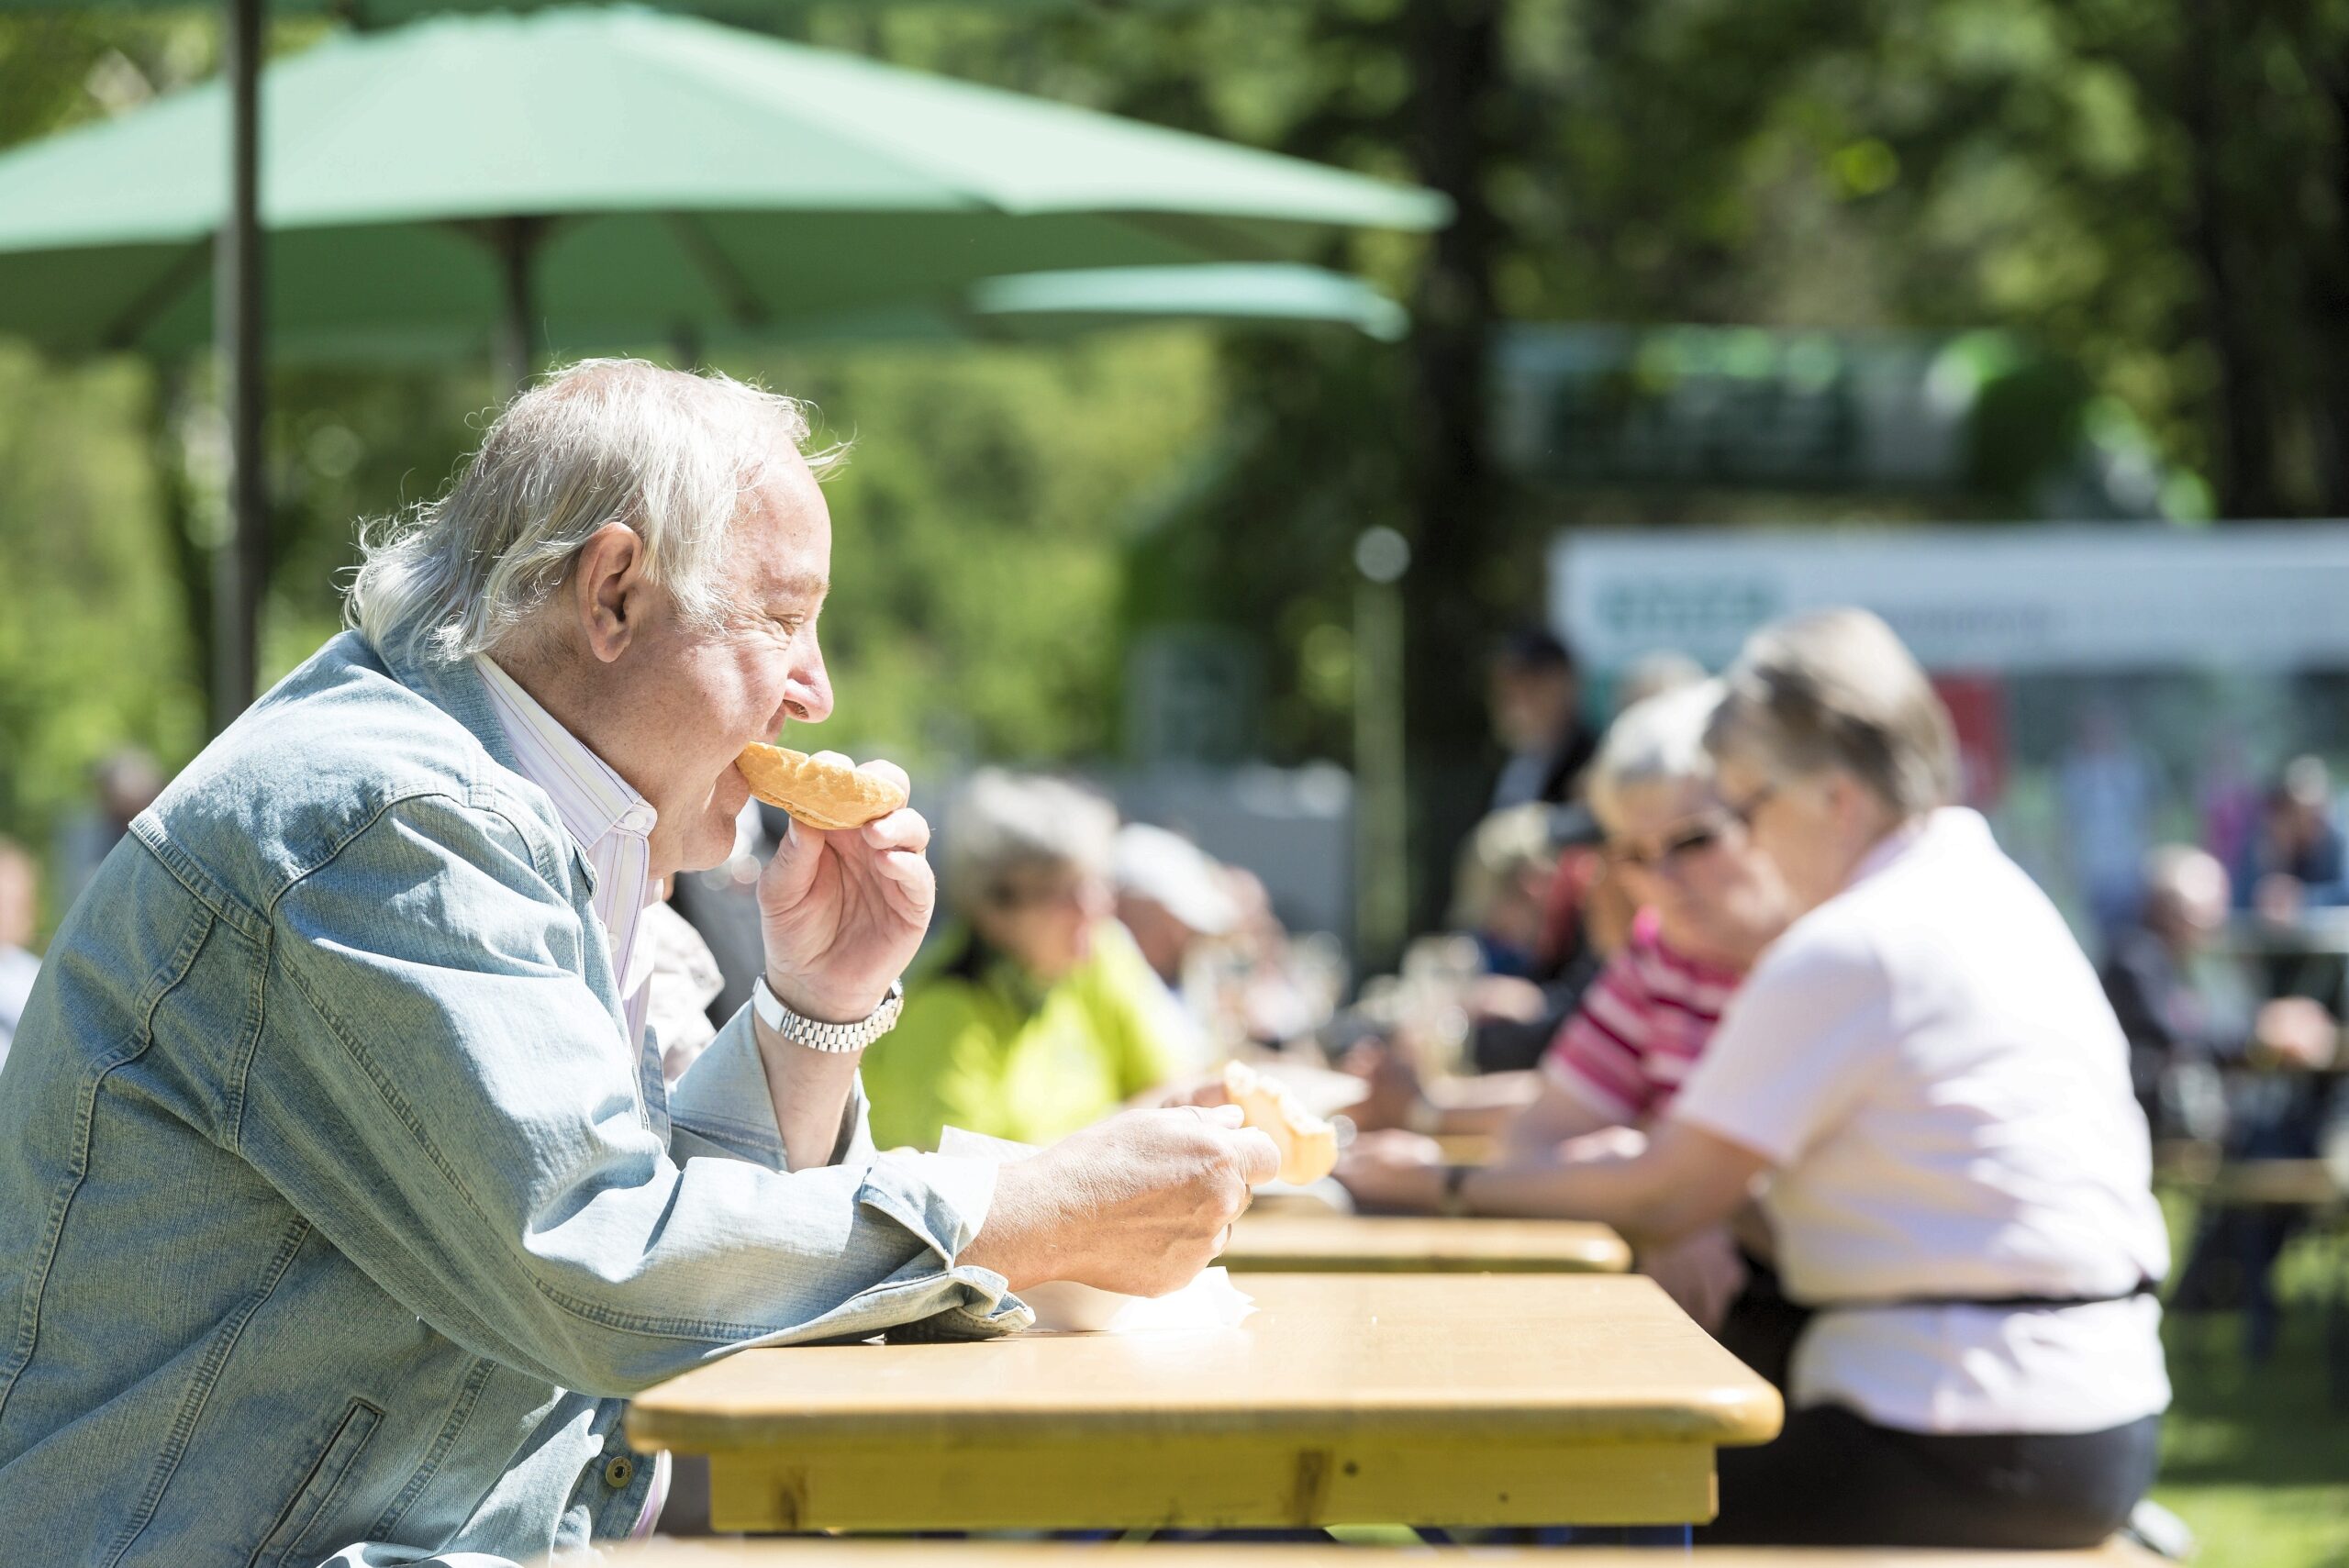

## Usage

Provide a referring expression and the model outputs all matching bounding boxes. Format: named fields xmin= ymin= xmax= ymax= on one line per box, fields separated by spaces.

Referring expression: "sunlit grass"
xmin=2151 ymin=1196 xmax=2349 ymax=1568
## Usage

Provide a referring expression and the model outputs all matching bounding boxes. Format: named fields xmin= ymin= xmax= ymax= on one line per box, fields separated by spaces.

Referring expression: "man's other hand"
xmin=962 ymin=1106 xmax=1280 ymax=1297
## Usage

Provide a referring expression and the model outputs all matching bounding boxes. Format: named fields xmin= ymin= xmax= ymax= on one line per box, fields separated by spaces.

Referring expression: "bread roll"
xmin=1222 ymin=1059 xmax=1339 ymax=1185
xmin=736 ymin=742 xmax=907 ymax=831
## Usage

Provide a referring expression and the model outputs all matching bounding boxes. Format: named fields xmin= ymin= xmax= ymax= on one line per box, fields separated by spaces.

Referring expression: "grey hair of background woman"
xmin=942 ymin=769 xmax=1119 ymax=917
xmin=345 ymin=359 xmax=846 ymax=665
xmin=1706 ymin=607 xmax=1958 ymax=817
xmin=1584 ymin=677 xmax=1726 ymax=836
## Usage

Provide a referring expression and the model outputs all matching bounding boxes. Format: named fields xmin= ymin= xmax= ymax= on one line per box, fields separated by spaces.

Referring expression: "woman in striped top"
xmin=1344 ymin=679 xmax=1792 ymax=1323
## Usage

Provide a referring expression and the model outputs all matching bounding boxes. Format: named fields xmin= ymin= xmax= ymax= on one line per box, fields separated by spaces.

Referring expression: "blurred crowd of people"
xmin=11 ymin=605 xmax=2349 ymax=1551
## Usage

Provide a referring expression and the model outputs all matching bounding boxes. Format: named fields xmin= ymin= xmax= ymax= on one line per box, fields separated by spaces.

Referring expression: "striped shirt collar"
xmin=472 ymin=655 xmax=656 ymax=853
xmin=471 ymin=654 xmax=662 ymax=1049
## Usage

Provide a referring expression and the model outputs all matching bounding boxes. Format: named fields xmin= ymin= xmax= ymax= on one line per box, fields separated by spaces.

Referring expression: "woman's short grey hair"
xmin=346 ymin=358 xmax=845 ymax=664
xmin=1586 ymin=678 xmax=1725 ymax=835
xmin=1707 ymin=608 xmax=1958 ymax=817
xmin=943 ymin=770 xmax=1119 ymax=916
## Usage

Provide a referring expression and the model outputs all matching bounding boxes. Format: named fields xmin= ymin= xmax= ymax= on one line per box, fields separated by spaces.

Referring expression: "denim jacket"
xmin=0 ymin=632 xmax=1026 ymax=1566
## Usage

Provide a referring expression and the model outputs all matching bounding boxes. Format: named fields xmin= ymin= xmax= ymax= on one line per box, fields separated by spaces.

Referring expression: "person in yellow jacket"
xmin=865 ymin=770 xmax=1191 ymax=1151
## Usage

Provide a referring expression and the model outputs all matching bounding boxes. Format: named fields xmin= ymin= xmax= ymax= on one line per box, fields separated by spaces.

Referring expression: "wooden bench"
xmin=591 ymin=1538 xmax=2166 ymax=1565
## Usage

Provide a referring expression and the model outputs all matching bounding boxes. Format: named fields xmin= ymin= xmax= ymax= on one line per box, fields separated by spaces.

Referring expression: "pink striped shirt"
xmin=1542 ymin=907 xmax=1741 ymax=1123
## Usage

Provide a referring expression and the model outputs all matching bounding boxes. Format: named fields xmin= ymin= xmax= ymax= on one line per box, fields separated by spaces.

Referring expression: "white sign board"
xmin=1552 ymin=524 xmax=2349 ymax=673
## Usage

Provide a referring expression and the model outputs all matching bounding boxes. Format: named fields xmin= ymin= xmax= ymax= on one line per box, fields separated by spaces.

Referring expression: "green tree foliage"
xmin=8 ymin=0 xmax=2349 ymax=933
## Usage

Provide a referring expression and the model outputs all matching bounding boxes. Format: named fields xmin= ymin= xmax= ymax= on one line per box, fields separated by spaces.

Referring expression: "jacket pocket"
xmin=245 ymin=1396 xmax=384 ymax=1568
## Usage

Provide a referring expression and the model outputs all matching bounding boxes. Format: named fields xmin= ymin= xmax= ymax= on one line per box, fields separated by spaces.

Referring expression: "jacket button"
xmin=604 ymin=1455 xmax=635 ymax=1488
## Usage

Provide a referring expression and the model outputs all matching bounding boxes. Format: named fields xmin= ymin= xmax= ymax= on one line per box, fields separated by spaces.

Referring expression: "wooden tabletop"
xmin=1219 ymin=1211 xmax=1631 ymax=1273
xmin=2209 ymin=1157 xmax=2346 ymax=1207
xmin=628 ymin=1273 xmax=1779 ymax=1533
xmin=593 ymin=1538 xmax=2161 ymax=1566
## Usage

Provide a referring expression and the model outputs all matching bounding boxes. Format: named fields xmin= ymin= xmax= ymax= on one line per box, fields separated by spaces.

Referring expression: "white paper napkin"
xmin=938 ymin=1126 xmax=1259 ymax=1335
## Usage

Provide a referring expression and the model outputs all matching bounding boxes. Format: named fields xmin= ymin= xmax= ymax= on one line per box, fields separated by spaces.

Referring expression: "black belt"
xmin=1802 ymin=1277 xmax=2161 ymax=1313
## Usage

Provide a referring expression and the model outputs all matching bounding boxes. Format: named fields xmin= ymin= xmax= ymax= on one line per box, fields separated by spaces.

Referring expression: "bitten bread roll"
xmin=736 ymin=742 xmax=909 ymax=831
xmin=1222 ymin=1059 xmax=1339 ymax=1185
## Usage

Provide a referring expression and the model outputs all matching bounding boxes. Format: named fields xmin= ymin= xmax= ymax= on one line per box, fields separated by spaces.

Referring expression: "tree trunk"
xmin=1400 ymin=0 xmax=1508 ymax=934
xmin=2179 ymin=0 xmax=2284 ymax=517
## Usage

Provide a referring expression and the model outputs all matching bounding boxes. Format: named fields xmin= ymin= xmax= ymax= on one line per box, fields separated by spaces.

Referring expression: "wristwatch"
xmin=752 ymin=975 xmax=904 ymax=1053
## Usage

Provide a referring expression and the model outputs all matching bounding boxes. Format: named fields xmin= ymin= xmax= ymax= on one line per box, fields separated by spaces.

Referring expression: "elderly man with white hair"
xmin=0 ymin=361 xmax=1276 ymax=1566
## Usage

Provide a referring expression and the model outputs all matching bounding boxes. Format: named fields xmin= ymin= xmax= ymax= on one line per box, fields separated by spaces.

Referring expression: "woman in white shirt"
xmin=1341 ymin=608 xmax=2169 ymax=1548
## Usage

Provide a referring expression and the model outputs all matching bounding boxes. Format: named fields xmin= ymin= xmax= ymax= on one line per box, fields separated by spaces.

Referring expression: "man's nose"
xmin=785 ymin=646 xmax=833 ymax=724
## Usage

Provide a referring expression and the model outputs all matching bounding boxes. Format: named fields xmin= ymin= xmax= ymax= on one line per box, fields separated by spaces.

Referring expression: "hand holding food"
xmin=961 ymin=1106 xmax=1280 ymax=1296
xmin=738 ymin=740 xmax=909 ymax=830
xmin=1222 ymin=1059 xmax=1340 ymax=1185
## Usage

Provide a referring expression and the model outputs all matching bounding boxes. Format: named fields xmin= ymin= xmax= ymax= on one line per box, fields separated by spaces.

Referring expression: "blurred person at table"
xmin=0 ymin=361 xmax=1277 ymax=1568
xmin=2237 ymin=754 xmax=2349 ymax=922
xmin=1341 ymin=608 xmax=2169 ymax=1551
xmin=53 ymin=744 xmax=164 ymax=912
xmin=2057 ymin=701 xmax=2156 ymax=943
xmin=0 ymin=837 xmax=40 ymax=1069
xmin=1342 ymin=682 xmax=1792 ymax=1330
xmin=1486 ymin=627 xmax=1597 ymax=812
xmin=2101 ymin=843 xmax=2336 ymax=1143
xmin=1111 ymin=821 xmax=1239 ymax=1071
xmin=864 ymin=771 xmax=1192 ymax=1151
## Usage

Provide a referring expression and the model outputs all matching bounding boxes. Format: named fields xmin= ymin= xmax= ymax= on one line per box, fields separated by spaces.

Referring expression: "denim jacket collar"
xmin=374 ymin=628 xmax=523 ymax=780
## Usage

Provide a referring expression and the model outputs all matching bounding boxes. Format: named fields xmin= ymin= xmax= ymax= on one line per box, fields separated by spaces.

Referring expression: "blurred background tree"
xmin=8 ymin=0 xmax=2349 ymax=930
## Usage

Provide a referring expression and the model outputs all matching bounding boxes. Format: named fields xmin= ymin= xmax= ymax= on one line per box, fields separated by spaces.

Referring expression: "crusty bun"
xmin=1222 ymin=1059 xmax=1339 ymax=1185
xmin=736 ymin=743 xmax=908 ymax=831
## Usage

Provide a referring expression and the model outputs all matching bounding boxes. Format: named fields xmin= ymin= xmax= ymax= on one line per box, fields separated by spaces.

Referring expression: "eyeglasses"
xmin=1723 ymin=780 xmax=1779 ymax=827
xmin=1608 ymin=817 xmax=1731 ymax=874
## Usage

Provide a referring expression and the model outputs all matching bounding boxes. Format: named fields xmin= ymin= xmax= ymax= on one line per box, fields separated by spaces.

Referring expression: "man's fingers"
xmin=858 ymin=758 xmax=913 ymax=802
xmin=1229 ymin=1126 xmax=1283 ymax=1186
xmin=862 ymin=806 xmax=930 ymax=854
xmin=1186 ymin=1103 xmax=1246 ymax=1129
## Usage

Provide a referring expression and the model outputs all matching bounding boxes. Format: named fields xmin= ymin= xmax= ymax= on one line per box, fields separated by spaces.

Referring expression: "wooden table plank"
xmin=1219 ymin=1211 xmax=1630 ymax=1274
xmin=628 ymin=1273 xmax=1780 ymax=1533
xmin=598 ymin=1541 xmax=2161 ymax=1567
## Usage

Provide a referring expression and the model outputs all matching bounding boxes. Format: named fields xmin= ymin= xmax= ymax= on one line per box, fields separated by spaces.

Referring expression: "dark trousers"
xmin=1701 ymin=1259 xmax=2162 ymax=1549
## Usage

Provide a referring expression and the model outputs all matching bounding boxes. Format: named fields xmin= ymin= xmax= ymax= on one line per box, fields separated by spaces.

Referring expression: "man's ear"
xmin=570 ymin=522 xmax=645 ymax=664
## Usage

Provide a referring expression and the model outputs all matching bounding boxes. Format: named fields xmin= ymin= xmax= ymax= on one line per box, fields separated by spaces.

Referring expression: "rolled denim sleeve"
xmin=666 ymin=993 xmax=1000 ymax=1266
xmin=245 ymin=792 xmax=1030 ymax=1398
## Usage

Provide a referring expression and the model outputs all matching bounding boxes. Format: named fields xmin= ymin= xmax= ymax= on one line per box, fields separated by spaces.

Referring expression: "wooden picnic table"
xmin=1219 ymin=1209 xmax=1631 ymax=1274
xmin=627 ymin=1273 xmax=1780 ymax=1534
xmin=2208 ymin=1157 xmax=2345 ymax=1207
xmin=600 ymin=1540 xmax=2164 ymax=1567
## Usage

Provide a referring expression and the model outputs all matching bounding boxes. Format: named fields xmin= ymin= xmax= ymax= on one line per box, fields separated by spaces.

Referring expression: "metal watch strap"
xmin=753 ymin=975 xmax=903 ymax=1053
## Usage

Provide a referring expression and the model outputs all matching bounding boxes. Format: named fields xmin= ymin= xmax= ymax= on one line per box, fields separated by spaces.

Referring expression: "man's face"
xmin=606 ymin=453 xmax=835 ymax=881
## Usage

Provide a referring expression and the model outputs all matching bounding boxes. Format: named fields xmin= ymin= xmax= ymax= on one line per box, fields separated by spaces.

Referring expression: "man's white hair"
xmin=1586 ymin=678 xmax=1726 ymax=835
xmin=346 ymin=358 xmax=844 ymax=664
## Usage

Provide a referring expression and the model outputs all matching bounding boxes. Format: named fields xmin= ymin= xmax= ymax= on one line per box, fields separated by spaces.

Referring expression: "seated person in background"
xmin=2238 ymin=754 xmax=2349 ymax=923
xmin=2114 ymin=853 xmax=2344 ymax=1357
xmin=1449 ymin=802 xmax=1560 ymax=981
xmin=2103 ymin=843 xmax=2334 ymax=1143
xmin=1341 ymin=609 xmax=2170 ymax=1551
xmin=1111 ymin=822 xmax=1239 ymax=1072
xmin=1343 ymin=682 xmax=1791 ymax=1329
xmin=1438 ymin=802 xmax=1622 ymax=1076
xmin=866 ymin=771 xmax=1190 ymax=1150
xmin=1486 ymin=627 xmax=1597 ymax=812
